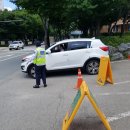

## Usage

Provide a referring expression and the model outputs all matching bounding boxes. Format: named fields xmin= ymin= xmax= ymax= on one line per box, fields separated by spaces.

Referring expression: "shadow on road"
xmin=47 ymin=69 xmax=78 ymax=77
xmin=70 ymin=118 xmax=106 ymax=130
xmin=22 ymin=69 xmax=87 ymax=79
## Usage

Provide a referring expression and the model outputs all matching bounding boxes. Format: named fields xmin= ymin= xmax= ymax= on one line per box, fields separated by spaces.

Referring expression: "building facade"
xmin=100 ymin=19 xmax=130 ymax=33
xmin=0 ymin=0 xmax=4 ymax=11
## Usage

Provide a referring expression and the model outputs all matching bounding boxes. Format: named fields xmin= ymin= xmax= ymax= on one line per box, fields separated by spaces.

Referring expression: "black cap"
xmin=35 ymin=41 xmax=41 ymax=47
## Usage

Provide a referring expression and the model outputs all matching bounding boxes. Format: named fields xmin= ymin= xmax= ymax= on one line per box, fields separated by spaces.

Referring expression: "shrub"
xmin=99 ymin=35 xmax=130 ymax=47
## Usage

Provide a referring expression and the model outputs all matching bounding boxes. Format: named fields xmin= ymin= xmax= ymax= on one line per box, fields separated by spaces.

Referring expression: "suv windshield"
xmin=11 ymin=42 xmax=19 ymax=44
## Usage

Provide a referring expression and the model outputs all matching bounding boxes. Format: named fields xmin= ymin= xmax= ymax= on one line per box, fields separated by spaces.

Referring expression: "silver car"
xmin=9 ymin=41 xmax=24 ymax=50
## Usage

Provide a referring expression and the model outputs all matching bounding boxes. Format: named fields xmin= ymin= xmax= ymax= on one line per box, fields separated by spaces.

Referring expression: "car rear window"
xmin=68 ymin=41 xmax=91 ymax=50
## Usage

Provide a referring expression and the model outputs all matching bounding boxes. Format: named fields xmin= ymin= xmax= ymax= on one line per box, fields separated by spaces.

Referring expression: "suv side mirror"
xmin=46 ymin=50 xmax=51 ymax=54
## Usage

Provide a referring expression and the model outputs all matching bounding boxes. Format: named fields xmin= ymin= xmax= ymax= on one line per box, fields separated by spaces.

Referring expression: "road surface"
xmin=0 ymin=47 xmax=130 ymax=130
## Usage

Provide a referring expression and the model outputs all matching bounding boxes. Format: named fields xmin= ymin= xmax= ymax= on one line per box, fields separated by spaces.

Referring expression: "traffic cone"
xmin=74 ymin=68 xmax=83 ymax=89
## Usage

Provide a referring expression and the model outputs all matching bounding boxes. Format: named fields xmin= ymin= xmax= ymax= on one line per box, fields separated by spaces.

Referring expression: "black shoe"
xmin=33 ymin=85 xmax=40 ymax=88
xmin=44 ymin=84 xmax=47 ymax=87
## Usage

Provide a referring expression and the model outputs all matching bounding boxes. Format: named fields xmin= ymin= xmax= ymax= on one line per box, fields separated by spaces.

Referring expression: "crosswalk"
xmin=0 ymin=47 xmax=35 ymax=51
xmin=0 ymin=46 xmax=34 ymax=62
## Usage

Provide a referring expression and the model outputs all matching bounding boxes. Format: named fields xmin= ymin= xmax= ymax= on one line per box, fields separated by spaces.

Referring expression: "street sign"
xmin=62 ymin=81 xmax=111 ymax=130
xmin=97 ymin=56 xmax=114 ymax=86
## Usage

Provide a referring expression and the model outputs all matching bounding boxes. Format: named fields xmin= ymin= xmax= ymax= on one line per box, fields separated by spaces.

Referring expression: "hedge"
xmin=99 ymin=35 xmax=130 ymax=47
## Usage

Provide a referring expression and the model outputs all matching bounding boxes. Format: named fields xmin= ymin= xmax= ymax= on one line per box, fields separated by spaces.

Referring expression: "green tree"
xmin=10 ymin=0 xmax=130 ymax=39
xmin=0 ymin=10 xmax=43 ymax=44
xmin=10 ymin=0 xmax=68 ymax=48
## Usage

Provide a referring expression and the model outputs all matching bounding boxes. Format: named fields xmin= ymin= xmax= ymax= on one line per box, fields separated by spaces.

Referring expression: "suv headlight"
xmin=22 ymin=57 xmax=29 ymax=62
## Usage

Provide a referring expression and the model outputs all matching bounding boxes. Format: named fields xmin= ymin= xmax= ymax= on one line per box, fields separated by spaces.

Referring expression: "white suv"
xmin=9 ymin=41 xmax=24 ymax=50
xmin=21 ymin=38 xmax=109 ymax=78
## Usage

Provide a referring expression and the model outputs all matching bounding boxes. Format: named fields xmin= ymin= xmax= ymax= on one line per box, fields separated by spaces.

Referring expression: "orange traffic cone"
xmin=74 ymin=68 xmax=83 ymax=89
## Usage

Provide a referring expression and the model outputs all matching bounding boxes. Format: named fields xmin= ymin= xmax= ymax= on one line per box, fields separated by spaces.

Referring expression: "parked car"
xmin=21 ymin=38 xmax=109 ymax=78
xmin=9 ymin=41 xmax=24 ymax=50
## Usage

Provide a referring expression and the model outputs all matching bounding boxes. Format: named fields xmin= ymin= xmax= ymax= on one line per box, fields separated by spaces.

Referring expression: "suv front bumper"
xmin=9 ymin=46 xmax=18 ymax=49
xmin=21 ymin=61 xmax=28 ymax=73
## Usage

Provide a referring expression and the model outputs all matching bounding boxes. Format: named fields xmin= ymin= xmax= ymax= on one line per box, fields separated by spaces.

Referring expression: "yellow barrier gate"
xmin=62 ymin=81 xmax=111 ymax=130
xmin=97 ymin=56 xmax=114 ymax=86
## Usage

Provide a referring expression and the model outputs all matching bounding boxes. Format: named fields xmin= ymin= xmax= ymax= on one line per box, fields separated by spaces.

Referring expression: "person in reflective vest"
xmin=33 ymin=41 xmax=47 ymax=88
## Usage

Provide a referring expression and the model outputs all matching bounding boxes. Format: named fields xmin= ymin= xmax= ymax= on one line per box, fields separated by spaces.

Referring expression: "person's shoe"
xmin=44 ymin=84 xmax=47 ymax=87
xmin=33 ymin=85 xmax=40 ymax=88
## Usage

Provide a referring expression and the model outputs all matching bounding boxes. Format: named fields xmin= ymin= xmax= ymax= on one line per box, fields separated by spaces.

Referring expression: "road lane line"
xmin=97 ymin=92 xmax=130 ymax=96
xmin=114 ymin=81 xmax=130 ymax=85
xmin=0 ymin=51 xmax=30 ymax=55
xmin=111 ymin=59 xmax=129 ymax=63
xmin=107 ymin=111 xmax=130 ymax=122
xmin=95 ymin=80 xmax=130 ymax=87
xmin=96 ymin=80 xmax=130 ymax=86
xmin=0 ymin=54 xmax=14 ymax=58
xmin=0 ymin=54 xmax=27 ymax=62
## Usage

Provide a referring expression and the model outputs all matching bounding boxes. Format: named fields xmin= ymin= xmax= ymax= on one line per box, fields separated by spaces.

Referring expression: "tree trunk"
xmin=89 ymin=25 xmax=93 ymax=37
xmin=44 ymin=18 xmax=50 ymax=49
xmin=108 ymin=23 xmax=112 ymax=36
xmin=58 ymin=28 xmax=62 ymax=40
xmin=24 ymin=34 xmax=28 ymax=46
xmin=40 ymin=16 xmax=50 ymax=49
xmin=82 ymin=27 xmax=88 ymax=37
xmin=96 ymin=21 xmax=101 ymax=36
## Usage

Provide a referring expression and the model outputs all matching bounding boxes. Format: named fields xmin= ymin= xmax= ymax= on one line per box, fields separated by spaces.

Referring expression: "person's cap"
xmin=36 ymin=41 xmax=41 ymax=47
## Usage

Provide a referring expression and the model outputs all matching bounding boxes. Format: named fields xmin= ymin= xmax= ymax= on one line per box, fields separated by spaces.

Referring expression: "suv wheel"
xmin=84 ymin=60 xmax=99 ymax=75
xmin=28 ymin=65 xmax=35 ymax=78
xmin=17 ymin=46 xmax=20 ymax=50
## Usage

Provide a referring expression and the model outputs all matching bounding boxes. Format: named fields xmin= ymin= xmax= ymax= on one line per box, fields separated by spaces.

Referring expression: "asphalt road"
xmin=0 ymin=47 xmax=34 ymax=79
xmin=0 ymin=47 xmax=130 ymax=130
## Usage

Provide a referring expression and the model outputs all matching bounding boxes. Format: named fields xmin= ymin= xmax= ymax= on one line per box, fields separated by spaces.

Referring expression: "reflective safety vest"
xmin=33 ymin=47 xmax=46 ymax=66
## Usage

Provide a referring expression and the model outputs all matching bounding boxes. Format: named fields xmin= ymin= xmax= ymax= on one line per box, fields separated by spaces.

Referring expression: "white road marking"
xmin=0 ymin=49 xmax=32 ymax=62
xmin=97 ymin=92 xmax=130 ymax=96
xmin=0 ymin=50 xmax=31 ymax=54
xmin=0 ymin=54 xmax=13 ymax=58
xmin=111 ymin=59 xmax=129 ymax=63
xmin=0 ymin=49 xmax=9 ymax=51
xmin=6 ymin=54 xmax=13 ymax=57
xmin=114 ymin=81 xmax=130 ymax=85
xmin=107 ymin=111 xmax=130 ymax=122
xmin=96 ymin=92 xmax=130 ymax=122
xmin=0 ymin=54 xmax=27 ymax=62
xmin=96 ymin=80 xmax=130 ymax=87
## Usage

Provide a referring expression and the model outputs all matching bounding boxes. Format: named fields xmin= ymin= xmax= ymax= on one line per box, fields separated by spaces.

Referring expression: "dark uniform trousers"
xmin=35 ymin=65 xmax=46 ymax=86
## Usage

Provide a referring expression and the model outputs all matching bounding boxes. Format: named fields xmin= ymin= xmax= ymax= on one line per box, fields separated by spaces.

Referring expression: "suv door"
xmin=46 ymin=43 xmax=69 ymax=70
xmin=67 ymin=41 xmax=91 ymax=68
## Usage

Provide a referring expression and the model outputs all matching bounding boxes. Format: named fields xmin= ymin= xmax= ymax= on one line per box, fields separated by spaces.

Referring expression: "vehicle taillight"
xmin=100 ymin=46 xmax=109 ymax=51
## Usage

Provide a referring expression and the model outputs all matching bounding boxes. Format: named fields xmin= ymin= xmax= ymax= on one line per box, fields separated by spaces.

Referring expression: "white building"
xmin=0 ymin=0 xmax=4 ymax=10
